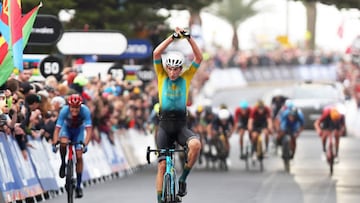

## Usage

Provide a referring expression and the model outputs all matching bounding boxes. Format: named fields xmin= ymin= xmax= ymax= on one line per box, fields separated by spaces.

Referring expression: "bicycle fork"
xmin=162 ymin=155 xmax=176 ymax=202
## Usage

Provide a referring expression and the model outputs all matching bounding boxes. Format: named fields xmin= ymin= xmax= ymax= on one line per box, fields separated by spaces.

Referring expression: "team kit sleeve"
xmin=55 ymin=106 xmax=68 ymax=128
xmin=153 ymin=59 xmax=165 ymax=76
xmin=81 ymin=106 xmax=93 ymax=127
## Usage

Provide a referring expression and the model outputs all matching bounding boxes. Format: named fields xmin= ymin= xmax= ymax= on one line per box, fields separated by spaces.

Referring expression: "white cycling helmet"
xmin=218 ymin=109 xmax=230 ymax=120
xmin=165 ymin=51 xmax=185 ymax=68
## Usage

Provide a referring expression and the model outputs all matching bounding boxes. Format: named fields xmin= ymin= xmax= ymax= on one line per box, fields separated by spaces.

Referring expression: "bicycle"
xmin=147 ymin=146 xmax=188 ymax=203
xmin=326 ymin=131 xmax=336 ymax=176
xmin=54 ymin=141 xmax=85 ymax=203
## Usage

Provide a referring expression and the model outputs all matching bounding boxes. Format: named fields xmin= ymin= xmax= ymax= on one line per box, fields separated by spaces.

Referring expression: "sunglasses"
xmin=166 ymin=66 xmax=182 ymax=71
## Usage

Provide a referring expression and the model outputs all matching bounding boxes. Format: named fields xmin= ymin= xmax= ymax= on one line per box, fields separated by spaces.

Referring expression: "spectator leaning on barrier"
xmin=13 ymin=93 xmax=41 ymax=160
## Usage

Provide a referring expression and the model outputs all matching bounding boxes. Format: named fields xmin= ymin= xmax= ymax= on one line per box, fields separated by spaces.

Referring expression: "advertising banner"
xmin=0 ymin=133 xmax=17 ymax=202
xmin=100 ymin=132 xmax=125 ymax=172
xmin=27 ymin=136 xmax=58 ymax=191
xmin=83 ymin=141 xmax=112 ymax=181
xmin=7 ymin=136 xmax=43 ymax=199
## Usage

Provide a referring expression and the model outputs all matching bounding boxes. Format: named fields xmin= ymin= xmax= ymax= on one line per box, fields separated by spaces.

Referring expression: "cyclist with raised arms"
xmin=153 ymin=26 xmax=202 ymax=203
xmin=314 ymin=106 xmax=345 ymax=162
xmin=234 ymin=100 xmax=251 ymax=159
xmin=247 ymin=100 xmax=273 ymax=156
xmin=52 ymin=94 xmax=92 ymax=198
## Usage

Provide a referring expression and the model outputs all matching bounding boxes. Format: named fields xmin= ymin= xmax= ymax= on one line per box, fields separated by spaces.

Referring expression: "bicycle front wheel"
xmin=282 ymin=135 xmax=291 ymax=173
xmin=257 ymin=136 xmax=264 ymax=172
xmin=162 ymin=174 xmax=173 ymax=203
xmin=66 ymin=160 xmax=74 ymax=203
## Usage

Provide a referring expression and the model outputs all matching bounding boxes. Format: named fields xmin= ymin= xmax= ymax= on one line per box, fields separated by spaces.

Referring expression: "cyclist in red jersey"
xmin=247 ymin=100 xmax=273 ymax=156
xmin=234 ymin=100 xmax=251 ymax=159
xmin=314 ymin=106 xmax=345 ymax=162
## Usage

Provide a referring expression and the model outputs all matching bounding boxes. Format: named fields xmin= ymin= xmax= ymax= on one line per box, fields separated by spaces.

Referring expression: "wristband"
xmin=181 ymin=31 xmax=191 ymax=39
xmin=172 ymin=32 xmax=181 ymax=39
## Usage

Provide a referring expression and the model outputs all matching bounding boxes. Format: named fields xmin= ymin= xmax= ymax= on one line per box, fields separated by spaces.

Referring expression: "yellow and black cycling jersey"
xmin=153 ymin=59 xmax=200 ymax=112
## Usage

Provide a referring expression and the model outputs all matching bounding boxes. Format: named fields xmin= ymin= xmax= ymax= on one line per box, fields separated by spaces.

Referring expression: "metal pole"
xmin=286 ymin=0 xmax=289 ymax=36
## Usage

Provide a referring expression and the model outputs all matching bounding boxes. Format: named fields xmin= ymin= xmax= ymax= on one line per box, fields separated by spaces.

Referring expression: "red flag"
xmin=0 ymin=37 xmax=8 ymax=63
xmin=10 ymin=0 xmax=22 ymax=42
xmin=9 ymin=0 xmax=24 ymax=70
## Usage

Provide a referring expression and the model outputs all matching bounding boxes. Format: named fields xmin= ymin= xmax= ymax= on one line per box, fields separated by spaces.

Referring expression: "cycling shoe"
xmin=177 ymin=181 xmax=187 ymax=197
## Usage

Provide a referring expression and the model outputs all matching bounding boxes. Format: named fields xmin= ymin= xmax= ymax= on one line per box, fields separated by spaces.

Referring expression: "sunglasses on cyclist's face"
xmin=166 ymin=66 xmax=182 ymax=71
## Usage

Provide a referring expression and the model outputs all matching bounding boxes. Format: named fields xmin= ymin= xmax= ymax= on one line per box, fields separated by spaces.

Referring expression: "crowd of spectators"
xmin=210 ymin=47 xmax=342 ymax=69
xmin=0 ymin=66 xmax=159 ymax=160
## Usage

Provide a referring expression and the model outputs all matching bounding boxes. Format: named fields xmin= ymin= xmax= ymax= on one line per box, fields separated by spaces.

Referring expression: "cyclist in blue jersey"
xmin=153 ymin=26 xmax=202 ymax=203
xmin=52 ymin=94 xmax=92 ymax=198
xmin=276 ymin=107 xmax=305 ymax=159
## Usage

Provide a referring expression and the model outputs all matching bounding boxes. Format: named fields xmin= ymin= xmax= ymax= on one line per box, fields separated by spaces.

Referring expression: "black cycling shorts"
xmin=156 ymin=119 xmax=199 ymax=161
xmin=321 ymin=121 xmax=342 ymax=130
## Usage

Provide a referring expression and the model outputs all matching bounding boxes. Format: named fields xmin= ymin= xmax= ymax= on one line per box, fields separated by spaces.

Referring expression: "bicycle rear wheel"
xmin=328 ymin=142 xmax=334 ymax=176
xmin=244 ymin=143 xmax=251 ymax=171
xmin=257 ymin=136 xmax=264 ymax=172
xmin=66 ymin=160 xmax=74 ymax=203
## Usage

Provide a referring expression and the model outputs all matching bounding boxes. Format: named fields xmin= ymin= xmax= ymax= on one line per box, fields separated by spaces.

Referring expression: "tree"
xmin=205 ymin=0 xmax=261 ymax=51
xmin=22 ymin=0 xmax=215 ymax=38
xmin=312 ymin=0 xmax=359 ymax=9
xmin=292 ymin=0 xmax=359 ymax=50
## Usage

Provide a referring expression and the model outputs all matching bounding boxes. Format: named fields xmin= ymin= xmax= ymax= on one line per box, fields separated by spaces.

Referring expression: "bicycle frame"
xmin=164 ymin=149 xmax=176 ymax=202
xmin=66 ymin=143 xmax=75 ymax=203
xmin=147 ymin=146 xmax=188 ymax=203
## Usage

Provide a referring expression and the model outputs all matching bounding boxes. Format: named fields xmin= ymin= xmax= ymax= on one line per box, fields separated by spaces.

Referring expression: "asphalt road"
xmin=44 ymin=85 xmax=360 ymax=203
xmin=44 ymin=131 xmax=360 ymax=203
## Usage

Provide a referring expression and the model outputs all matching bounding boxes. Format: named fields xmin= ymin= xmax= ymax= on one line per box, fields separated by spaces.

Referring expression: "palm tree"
xmin=205 ymin=0 xmax=261 ymax=50
xmin=303 ymin=1 xmax=316 ymax=50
